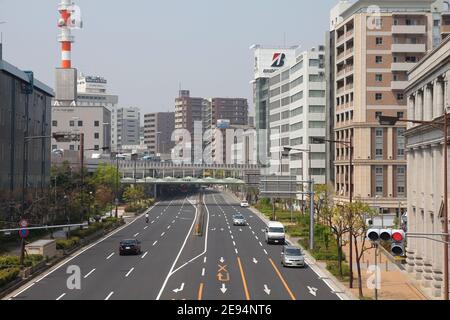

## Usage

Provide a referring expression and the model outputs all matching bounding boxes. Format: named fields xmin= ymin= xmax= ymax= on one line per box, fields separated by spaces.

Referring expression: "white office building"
xmin=268 ymin=46 xmax=327 ymax=184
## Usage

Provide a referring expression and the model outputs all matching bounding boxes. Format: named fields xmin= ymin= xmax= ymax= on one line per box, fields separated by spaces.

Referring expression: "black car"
xmin=119 ymin=239 xmax=142 ymax=256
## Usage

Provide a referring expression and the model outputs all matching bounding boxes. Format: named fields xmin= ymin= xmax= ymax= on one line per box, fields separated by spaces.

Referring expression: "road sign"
xmin=19 ymin=219 xmax=29 ymax=228
xmin=19 ymin=228 xmax=30 ymax=239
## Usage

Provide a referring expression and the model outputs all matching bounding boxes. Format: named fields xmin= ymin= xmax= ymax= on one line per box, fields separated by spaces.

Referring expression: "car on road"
xmin=265 ymin=222 xmax=286 ymax=245
xmin=232 ymin=214 xmax=247 ymax=226
xmin=240 ymin=200 xmax=249 ymax=208
xmin=119 ymin=239 xmax=142 ymax=256
xmin=281 ymin=246 xmax=305 ymax=268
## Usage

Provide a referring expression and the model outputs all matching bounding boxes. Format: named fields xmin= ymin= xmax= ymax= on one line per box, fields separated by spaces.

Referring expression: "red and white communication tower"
xmin=57 ymin=0 xmax=83 ymax=69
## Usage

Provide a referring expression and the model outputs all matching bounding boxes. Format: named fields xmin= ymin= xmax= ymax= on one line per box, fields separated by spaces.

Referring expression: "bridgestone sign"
xmin=259 ymin=176 xmax=302 ymax=199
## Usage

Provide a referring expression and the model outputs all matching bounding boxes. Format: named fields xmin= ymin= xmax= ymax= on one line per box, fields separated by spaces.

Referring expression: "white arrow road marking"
xmin=125 ymin=267 xmax=135 ymax=278
xmin=253 ymin=258 xmax=258 ymax=264
xmin=308 ymin=286 xmax=318 ymax=297
xmin=173 ymin=283 xmax=185 ymax=293
xmin=264 ymin=285 xmax=271 ymax=295
xmin=220 ymin=257 xmax=225 ymax=263
xmin=105 ymin=291 xmax=114 ymax=300
xmin=56 ymin=293 xmax=66 ymax=300
xmin=84 ymin=268 xmax=96 ymax=279
xmin=220 ymin=284 xmax=228 ymax=294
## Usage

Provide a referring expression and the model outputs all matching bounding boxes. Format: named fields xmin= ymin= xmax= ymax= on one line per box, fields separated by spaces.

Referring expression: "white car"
xmin=240 ymin=201 xmax=249 ymax=208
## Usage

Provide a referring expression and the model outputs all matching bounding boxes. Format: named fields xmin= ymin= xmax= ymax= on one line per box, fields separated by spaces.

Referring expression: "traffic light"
xmin=391 ymin=229 xmax=406 ymax=257
xmin=366 ymin=228 xmax=406 ymax=257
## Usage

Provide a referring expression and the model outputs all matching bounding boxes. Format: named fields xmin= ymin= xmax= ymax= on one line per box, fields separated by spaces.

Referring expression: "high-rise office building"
xmin=117 ymin=107 xmax=141 ymax=149
xmin=268 ymin=46 xmax=327 ymax=184
xmin=327 ymin=0 xmax=446 ymax=214
xmin=251 ymin=45 xmax=298 ymax=167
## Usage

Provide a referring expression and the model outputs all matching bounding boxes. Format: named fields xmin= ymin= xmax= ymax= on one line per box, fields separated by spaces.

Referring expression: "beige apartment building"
xmin=328 ymin=0 xmax=448 ymax=214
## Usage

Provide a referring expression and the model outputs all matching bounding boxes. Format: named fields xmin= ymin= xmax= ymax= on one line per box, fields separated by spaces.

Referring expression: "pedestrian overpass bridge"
xmin=121 ymin=176 xmax=246 ymax=185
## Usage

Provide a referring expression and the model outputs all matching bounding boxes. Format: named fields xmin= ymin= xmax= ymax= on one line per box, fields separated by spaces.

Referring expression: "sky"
xmin=0 ymin=0 xmax=338 ymax=116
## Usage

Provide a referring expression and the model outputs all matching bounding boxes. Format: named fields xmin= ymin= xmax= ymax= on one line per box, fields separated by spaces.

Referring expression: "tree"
xmin=123 ymin=186 xmax=145 ymax=206
xmin=323 ymin=204 xmax=351 ymax=278
xmin=90 ymin=164 xmax=119 ymax=190
xmin=347 ymin=201 xmax=377 ymax=298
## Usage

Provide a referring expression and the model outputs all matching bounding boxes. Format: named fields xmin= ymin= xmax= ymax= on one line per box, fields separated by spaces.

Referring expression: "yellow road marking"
xmin=269 ymin=258 xmax=296 ymax=300
xmin=237 ymin=257 xmax=251 ymax=300
xmin=198 ymin=283 xmax=204 ymax=300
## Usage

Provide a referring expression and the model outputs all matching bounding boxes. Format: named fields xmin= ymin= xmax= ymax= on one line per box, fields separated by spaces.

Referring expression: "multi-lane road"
xmin=5 ymin=190 xmax=343 ymax=301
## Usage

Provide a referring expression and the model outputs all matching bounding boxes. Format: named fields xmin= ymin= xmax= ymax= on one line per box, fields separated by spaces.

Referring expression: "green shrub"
xmin=0 ymin=268 xmax=20 ymax=287
xmin=326 ymin=261 xmax=350 ymax=280
xmin=56 ymin=237 xmax=80 ymax=250
xmin=0 ymin=255 xmax=43 ymax=269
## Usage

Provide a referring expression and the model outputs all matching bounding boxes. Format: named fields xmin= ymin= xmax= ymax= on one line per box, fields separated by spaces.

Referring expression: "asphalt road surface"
xmin=6 ymin=190 xmax=341 ymax=301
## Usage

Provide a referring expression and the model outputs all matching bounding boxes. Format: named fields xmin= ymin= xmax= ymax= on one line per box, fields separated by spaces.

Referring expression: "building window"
xmin=94 ymin=145 xmax=100 ymax=151
xmin=78 ymin=121 xmax=83 ymax=127
xmin=375 ymin=128 xmax=384 ymax=160
xmin=397 ymin=128 xmax=405 ymax=159
xmin=94 ymin=133 xmax=100 ymax=139
xmin=375 ymin=93 xmax=383 ymax=101
xmin=52 ymin=121 xmax=58 ymax=127
xmin=52 ymin=145 xmax=57 ymax=150
xmin=375 ymin=111 xmax=383 ymax=119
xmin=376 ymin=56 xmax=383 ymax=64
xmin=309 ymin=90 xmax=325 ymax=98
xmin=94 ymin=121 xmax=100 ymax=127
xmin=375 ymin=166 xmax=384 ymax=196
xmin=70 ymin=145 xmax=75 ymax=151
xmin=397 ymin=93 xmax=404 ymax=100
xmin=70 ymin=121 xmax=75 ymax=127
xmin=397 ymin=166 xmax=406 ymax=197
xmin=375 ymin=74 xmax=383 ymax=82
xmin=376 ymin=37 xmax=383 ymax=45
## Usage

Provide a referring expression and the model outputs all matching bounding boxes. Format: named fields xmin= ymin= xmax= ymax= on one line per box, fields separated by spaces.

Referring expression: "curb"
xmin=224 ymin=190 xmax=356 ymax=301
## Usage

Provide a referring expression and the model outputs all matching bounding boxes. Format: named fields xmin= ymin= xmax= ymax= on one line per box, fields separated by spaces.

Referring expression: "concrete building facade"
xmin=327 ymin=0 xmax=447 ymax=213
xmin=0 ymin=45 xmax=54 ymax=206
xmin=404 ymin=35 xmax=450 ymax=298
xmin=268 ymin=47 xmax=327 ymax=184
xmin=117 ymin=107 xmax=141 ymax=148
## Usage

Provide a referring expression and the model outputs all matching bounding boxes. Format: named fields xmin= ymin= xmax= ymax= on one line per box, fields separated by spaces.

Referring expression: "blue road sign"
xmin=19 ymin=228 xmax=30 ymax=239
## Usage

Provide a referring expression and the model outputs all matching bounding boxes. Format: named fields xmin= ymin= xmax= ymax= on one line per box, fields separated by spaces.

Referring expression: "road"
xmin=6 ymin=190 xmax=341 ymax=300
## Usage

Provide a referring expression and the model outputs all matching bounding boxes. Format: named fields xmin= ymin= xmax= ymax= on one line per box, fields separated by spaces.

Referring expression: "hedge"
xmin=0 ymin=255 xmax=44 ymax=269
xmin=0 ymin=268 xmax=20 ymax=287
xmin=326 ymin=261 xmax=350 ymax=280
xmin=56 ymin=237 xmax=81 ymax=250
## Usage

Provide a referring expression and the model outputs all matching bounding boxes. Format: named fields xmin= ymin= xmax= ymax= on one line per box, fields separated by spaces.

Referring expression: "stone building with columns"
xmin=404 ymin=35 xmax=450 ymax=298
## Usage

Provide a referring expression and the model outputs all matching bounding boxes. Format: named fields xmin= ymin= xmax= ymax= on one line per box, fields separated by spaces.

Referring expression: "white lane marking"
xmin=84 ymin=268 xmax=96 ymax=279
xmin=167 ymin=225 xmax=171 ymax=230
xmin=106 ymin=252 xmax=115 ymax=260
xmin=144 ymin=226 xmax=149 ymax=230
xmin=151 ymin=221 xmax=155 ymax=224
xmin=252 ymin=231 xmax=255 ymax=235
xmin=202 ymin=268 xmax=206 ymax=277
xmin=255 ymin=236 xmax=259 ymax=240
xmin=172 ymin=220 xmax=176 ymax=224
xmin=204 ymin=257 xmax=207 ymax=264
xmin=259 ymin=242 xmax=263 ymax=247
xmin=233 ymin=241 xmax=236 ymax=247
xmin=234 ymin=248 xmax=239 ymax=255
xmin=56 ymin=293 xmax=66 ymax=301
xmin=156 ymin=198 xmax=198 ymax=300
xmin=105 ymin=291 xmax=114 ymax=300
xmin=141 ymin=251 xmax=149 ymax=259
xmin=134 ymin=233 xmax=140 ymax=237
xmin=161 ymin=232 xmax=166 ymax=237
xmin=125 ymin=267 xmax=135 ymax=278
xmin=231 ymin=235 xmax=234 ymax=240
xmin=264 ymin=249 xmax=268 ymax=255
xmin=153 ymin=241 xmax=158 ymax=246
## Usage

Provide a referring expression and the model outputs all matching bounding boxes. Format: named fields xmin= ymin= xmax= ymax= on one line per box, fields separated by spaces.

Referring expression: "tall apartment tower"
xmin=268 ymin=46 xmax=327 ymax=184
xmin=144 ymin=112 xmax=175 ymax=157
xmin=327 ymin=0 xmax=446 ymax=214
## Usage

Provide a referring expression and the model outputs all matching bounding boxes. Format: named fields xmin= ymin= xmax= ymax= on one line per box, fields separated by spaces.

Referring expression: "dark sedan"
xmin=119 ymin=239 xmax=142 ymax=256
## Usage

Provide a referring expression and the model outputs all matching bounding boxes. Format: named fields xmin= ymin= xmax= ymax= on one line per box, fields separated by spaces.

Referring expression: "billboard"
xmin=252 ymin=45 xmax=298 ymax=79
xmin=217 ymin=119 xmax=231 ymax=129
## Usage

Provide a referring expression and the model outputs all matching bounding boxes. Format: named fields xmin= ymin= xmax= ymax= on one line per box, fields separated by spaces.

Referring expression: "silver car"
xmin=281 ymin=246 xmax=305 ymax=268
xmin=233 ymin=214 xmax=247 ymax=226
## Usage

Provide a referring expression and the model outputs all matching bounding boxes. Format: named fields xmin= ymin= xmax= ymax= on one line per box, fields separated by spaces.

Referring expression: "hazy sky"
xmin=0 ymin=0 xmax=338 ymax=115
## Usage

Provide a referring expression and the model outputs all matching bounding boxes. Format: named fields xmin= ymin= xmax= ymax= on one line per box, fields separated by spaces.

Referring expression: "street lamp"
xmin=377 ymin=113 xmax=449 ymax=300
xmin=283 ymin=146 xmax=314 ymax=250
xmin=315 ymin=136 xmax=355 ymax=289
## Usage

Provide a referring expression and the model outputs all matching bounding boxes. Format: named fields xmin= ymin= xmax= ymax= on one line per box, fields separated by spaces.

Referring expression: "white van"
xmin=265 ymin=222 xmax=286 ymax=245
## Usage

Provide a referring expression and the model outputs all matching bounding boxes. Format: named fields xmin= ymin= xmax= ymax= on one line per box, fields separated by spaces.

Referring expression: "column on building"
xmin=406 ymin=147 xmax=416 ymax=274
xmin=414 ymin=147 xmax=425 ymax=281
xmin=424 ymin=84 xmax=433 ymax=122
xmin=407 ymin=95 xmax=415 ymax=130
xmin=433 ymin=79 xmax=444 ymax=120
xmin=422 ymin=145 xmax=433 ymax=288
xmin=415 ymin=90 xmax=424 ymax=123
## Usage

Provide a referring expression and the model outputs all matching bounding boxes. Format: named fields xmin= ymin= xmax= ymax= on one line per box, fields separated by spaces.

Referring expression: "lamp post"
xmin=283 ymin=146 xmax=314 ymax=250
xmin=378 ymin=114 xmax=449 ymax=300
xmin=316 ymin=136 xmax=354 ymax=288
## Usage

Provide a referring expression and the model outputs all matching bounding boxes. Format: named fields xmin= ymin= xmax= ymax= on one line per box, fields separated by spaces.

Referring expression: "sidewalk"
xmin=341 ymin=238 xmax=428 ymax=300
